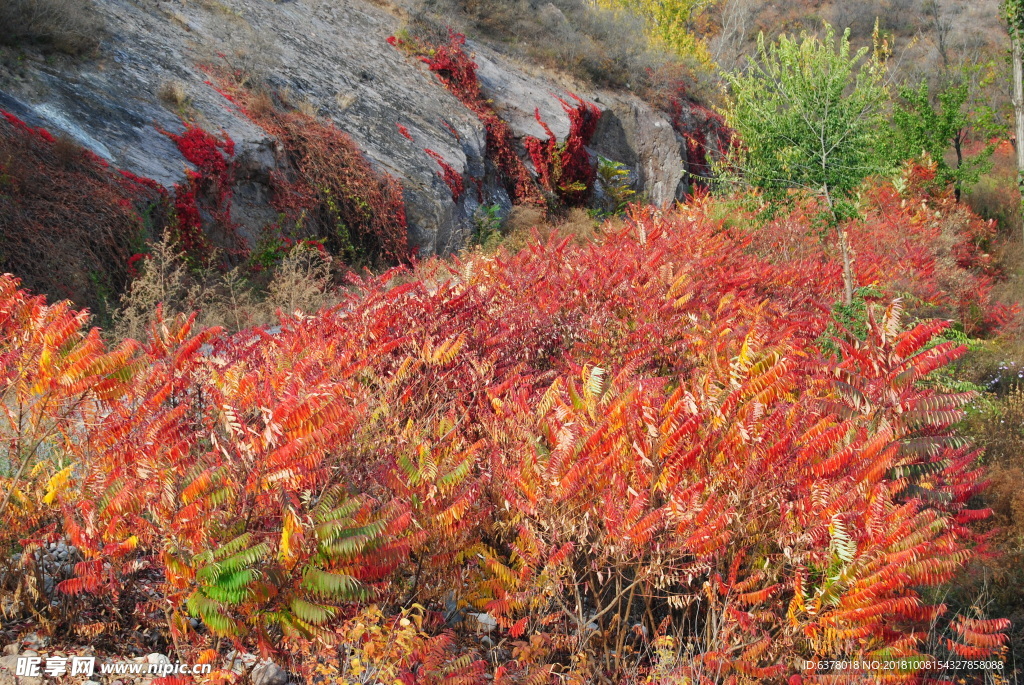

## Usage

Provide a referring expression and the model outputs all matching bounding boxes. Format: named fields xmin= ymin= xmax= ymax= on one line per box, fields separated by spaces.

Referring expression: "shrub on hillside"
xmin=0 ymin=0 xmax=103 ymax=54
xmin=0 ymin=110 xmax=164 ymax=318
xmin=0 ymin=177 xmax=1013 ymax=680
xmin=214 ymin=81 xmax=409 ymax=266
xmin=0 ymin=276 xmax=138 ymax=631
xmin=740 ymin=161 xmax=1016 ymax=337
xmin=398 ymin=0 xmax=710 ymax=91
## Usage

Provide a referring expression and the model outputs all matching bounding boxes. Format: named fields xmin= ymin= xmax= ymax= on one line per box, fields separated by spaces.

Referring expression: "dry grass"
xmin=279 ymin=88 xmax=320 ymax=118
xmin=193 ymin=12 xmax=280 ymax=88
xmin=112 ymin=238 xmax=338 ymax=341
xmin=335 ymin=92 xmax=358 ymax=111
xmin=295 ymin=99 xmax=319 ymax=118
xmin=198 ymin=0 xmax=245 ymax=20
xmin=397 ymin=0 xmax=709 ymax=93
xmin=0 ymin=0 xmax=103 ymax=55
xmin=157 ymin=80 xmax=193 ymax=117
xmin=112 ymin=238 xmax=218 ymax=341
xmin=245 ymin=89 xmax=276 ymax=118
xmin=491 ymin=205 xmax=603 ymax=254
xmin=158 ymin=80 xmax=188 ymax=107
xmin=265 ymin=244 xmax=334 ymax=315
xmin=169 ymin=11 xmax=191 ymax=31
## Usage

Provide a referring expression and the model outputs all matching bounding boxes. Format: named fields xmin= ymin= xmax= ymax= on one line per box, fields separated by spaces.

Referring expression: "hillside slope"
xmin=0 ymin=0 xmax=705 ymax=272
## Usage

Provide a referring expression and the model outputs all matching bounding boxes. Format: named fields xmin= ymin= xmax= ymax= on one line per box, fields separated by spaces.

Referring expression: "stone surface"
xmin=251 ymin=660 xmax=289 ymax=685
xmin=0 ymin=0 xmax=695 ymax=255
xmin=470 ymin=611 xmax=498 ymax=633
xmin=225 ymin=650 xmax=257 ymax=675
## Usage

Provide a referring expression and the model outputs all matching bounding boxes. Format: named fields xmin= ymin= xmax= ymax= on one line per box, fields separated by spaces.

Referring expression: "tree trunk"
xmin=839 ymin=228 xmax=854 ymax=307
xmin=1013 ymin=31 xmax=1024 ymax=243
xmin=953 ymin=130 xmax=964 ymax=203
xmin=822 ymin=185 xmax=854 ymax=307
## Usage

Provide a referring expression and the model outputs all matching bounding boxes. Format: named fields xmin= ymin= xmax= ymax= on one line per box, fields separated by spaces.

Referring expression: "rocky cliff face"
xmin=0 ymin=0 xmax=695 ymax=257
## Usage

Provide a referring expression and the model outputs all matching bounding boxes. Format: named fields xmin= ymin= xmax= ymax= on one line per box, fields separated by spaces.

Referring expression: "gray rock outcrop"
xmin=0 ymin=0 xmax=694 ymax=256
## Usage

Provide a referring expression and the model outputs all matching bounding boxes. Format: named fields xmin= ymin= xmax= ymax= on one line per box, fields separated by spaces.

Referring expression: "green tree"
xmin=724 ymin=24 xmax=891 ymax=306
xmin=892 ymin=72 xmax=997 ymax=201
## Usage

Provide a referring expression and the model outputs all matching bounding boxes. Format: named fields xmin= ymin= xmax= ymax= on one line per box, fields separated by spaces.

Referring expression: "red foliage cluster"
xmin=396 ymin=30 xmax=544 ymax=206
xmin=654 ymin=76 xmax=734 ymax=191
xmin=751 ymin=162 xmax=1015 ymax=335
xmin=424 ymin=148 xmax=465 ymax=201
xmin=678 ymin=103 xmax=733 ymax=189
xmin=901 ymin=161 xmax=1001 ymax=275
xmin=119 ymin=168 xmax=163 ymax=193
xmin=160 ymin=123 xmax=242 ymax=261
xmin=126 ymin=252 xmax=152 ymax=278
xmin=440 ymin=119 xmax=460 ymax=141
xmin=167 ymin=123 xmax=236 ymax=178
xmin=215 ymin=82 xmax=409 ymax=264
xmin=2 ymin=110 xmax=55 ymax=143
xmin=523 ymin=93 xmax=601 ymax=206
xmin=2 ymin=169 xmax=1012 ymax=680
xmin=169 ymin=180 xmax=206 ymax=253
xmin=396 ymin=123 xmax=465 ymax=204
xmin=0 ymin=109 xmax=165 ymax=312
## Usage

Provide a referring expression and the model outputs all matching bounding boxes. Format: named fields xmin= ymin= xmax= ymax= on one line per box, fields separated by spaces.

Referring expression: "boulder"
xmin=251 ymin=660 xmax=289 ymax=685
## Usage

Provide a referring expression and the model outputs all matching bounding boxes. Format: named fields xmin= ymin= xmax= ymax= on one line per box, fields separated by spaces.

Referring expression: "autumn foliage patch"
xmin=0 ymin=106 xmax=282 ymax=303
xmin=750 ymin=162 xmax=1015 ymax=336
xmin=0 ymin=109 xmax=163 ymax=313
xmin=523 ymin=94 xmax=601 ymax=206
xmin=0 ymin=163 xmax=1014 ymax=681
xmin=160 ymin=123 xmax=242 ymax=260
xmin=213 ymin=82 xmax=409 ymax=265
xmin=393 ymin=30 xmax=544 ymax=206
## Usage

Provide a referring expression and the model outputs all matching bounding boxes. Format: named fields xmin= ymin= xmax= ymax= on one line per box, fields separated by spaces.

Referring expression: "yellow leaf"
xmin=43 ymin=465 xmax=74 ymax=505
xmin=279 ymin=508 xmax=302 ymax=569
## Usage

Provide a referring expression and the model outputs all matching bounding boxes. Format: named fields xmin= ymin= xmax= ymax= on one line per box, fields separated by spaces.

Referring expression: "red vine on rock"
xmin=213 ymin=79 xmax=409 ymax=265
xmin=424 ymin=148 xmax=465 ymax=202
xmin=0 ymin=109 xmax=165 ymax=311
xmin=440 ymin=120 xmax=460 ymax=141
xmin=678 ymin=101 xmax=732 ymax=188
xmin=655 ymin=75 xmax=734 ymax=191
xmin=523 ymin=93 xmax=601 ymax=206
xmin=159 ymin=122 xmax=243 ymax=262
xmin=393 ymin=30 xmax=544 ymax=206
